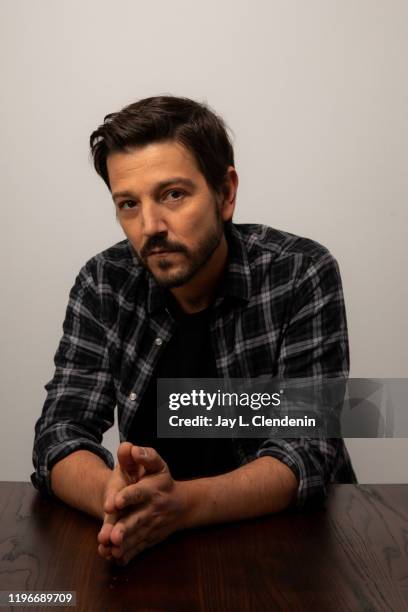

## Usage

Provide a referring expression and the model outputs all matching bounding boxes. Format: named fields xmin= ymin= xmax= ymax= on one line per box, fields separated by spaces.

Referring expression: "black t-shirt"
xmin=127 ymin=294 xmax=236 ymax=479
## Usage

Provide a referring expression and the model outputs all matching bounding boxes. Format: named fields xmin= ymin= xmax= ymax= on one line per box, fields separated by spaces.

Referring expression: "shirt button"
xmin=154 ymin=337 xmax=163 ymax=346
xmin=128 ymin=392 xmax=137 ymax=401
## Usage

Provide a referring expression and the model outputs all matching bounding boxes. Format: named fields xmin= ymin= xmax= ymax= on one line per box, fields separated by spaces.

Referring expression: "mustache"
xmin=140 ymin=236 xmax=187 ymax=259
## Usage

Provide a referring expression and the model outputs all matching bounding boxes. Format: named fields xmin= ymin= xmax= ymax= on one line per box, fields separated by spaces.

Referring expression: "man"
xmin=32 ymin=95 xmax=357 ymax=566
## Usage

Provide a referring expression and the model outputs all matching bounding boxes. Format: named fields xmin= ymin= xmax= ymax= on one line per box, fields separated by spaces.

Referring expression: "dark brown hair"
xmin=89 ymin=95 xmax=235 ymax=196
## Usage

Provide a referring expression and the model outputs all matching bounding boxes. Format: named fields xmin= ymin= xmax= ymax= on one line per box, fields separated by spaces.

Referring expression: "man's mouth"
xmin=148 ymin=249 xmax=172 ymax=256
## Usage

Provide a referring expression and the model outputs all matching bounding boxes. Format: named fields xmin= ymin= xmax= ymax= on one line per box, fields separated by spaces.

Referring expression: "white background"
xmin=1 ymin=0 xmax=407 ymax=483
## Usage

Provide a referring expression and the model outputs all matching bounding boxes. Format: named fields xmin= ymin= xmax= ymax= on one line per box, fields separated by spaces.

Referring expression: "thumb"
xmin=117 ymin=442 xmax=144 ymax=481
xmin=130 ymin=445 xmax=168 ymax=475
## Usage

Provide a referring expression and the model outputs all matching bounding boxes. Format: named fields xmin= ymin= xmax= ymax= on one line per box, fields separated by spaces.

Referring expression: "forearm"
xmin=50 ymin=450 xmax=111 ymax=520
xmin=178 ymin=456 xmax=299 ymax=529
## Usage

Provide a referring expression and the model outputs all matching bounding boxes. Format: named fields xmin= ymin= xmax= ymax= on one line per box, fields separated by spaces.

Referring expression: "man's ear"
xmin=220 ymin=166 xmax=238 ymax=222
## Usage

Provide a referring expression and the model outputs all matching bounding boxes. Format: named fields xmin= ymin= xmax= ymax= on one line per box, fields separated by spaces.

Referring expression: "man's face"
xmin=107 ymin=140 xmax=230 ymax=288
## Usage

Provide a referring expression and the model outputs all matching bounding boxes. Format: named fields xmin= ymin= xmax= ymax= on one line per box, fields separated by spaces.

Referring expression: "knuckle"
xmin=115 ymin=520 xmax=125 ymax=533
xmin=135 ymin=515 xmax=143 ymax=528
xmin=139 ymin=514 xmax=149 ymax=528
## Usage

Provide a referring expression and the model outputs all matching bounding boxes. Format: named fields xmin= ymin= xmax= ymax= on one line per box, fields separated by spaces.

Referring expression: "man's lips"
xmin=147 ymin=249 xmax=178 ymax=256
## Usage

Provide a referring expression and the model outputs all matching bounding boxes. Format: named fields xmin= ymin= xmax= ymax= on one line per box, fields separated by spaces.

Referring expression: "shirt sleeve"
xmin=31 ymin=263 xmax=116 ymax=496
xmin=241 ymin=251 xmax=352 ymax=511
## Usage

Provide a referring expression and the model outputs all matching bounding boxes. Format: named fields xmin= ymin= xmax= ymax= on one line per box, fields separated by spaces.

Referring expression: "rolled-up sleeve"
xmin=31 ymin=263 xmax=116 ymax=496
xmin=251 ymin=251 xmax=353 ymax=510
xmin=255 ymin=437 xmax=351 ymax=510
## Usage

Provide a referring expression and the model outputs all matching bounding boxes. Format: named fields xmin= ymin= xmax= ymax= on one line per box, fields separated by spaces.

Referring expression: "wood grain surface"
xmin=0 ymin=483 xmax=407 ymax=611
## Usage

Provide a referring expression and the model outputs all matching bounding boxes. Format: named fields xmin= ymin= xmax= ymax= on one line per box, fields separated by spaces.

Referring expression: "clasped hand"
xmin=97 ymin=442 xmax=185 ymax=565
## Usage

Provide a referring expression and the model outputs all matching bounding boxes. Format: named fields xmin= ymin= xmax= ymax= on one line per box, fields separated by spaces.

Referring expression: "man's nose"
xmin=141 ymin=201 xmax=167 ymax=237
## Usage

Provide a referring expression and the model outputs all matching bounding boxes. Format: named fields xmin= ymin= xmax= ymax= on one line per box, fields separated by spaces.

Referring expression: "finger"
xmin=103 ymin=489 xmax=120 ymax=514
xmin=103 ymin=444 xmax=142 ymax=515
xmin=110 ymin=543 xmax=125 ymax=559
xmin=117 ymin=529 xmax=165 ymax=566
xmin=103 ymin=469 xmax=128 ymax=514
xmin=104 ymin=469 xmax=134 ymax=514
xmin=116 ymin=516 xmax=153 ymax=555
xmin=97 ymin=518 xmax=116 ymax=546
xmin=98 ymin=507 xmax=127 ymax=547
xmin=115 ymin=540 xmax=148 ymax=566
xmin=102 ymin=510 xmax=119 ymax=526
xmin=130 ymin=446 xmax=168 ymax=475
xmin=114 ymin=482 xmax=151 ymax=511
xmin=104 ymin=492 xmax=126 ymax=515
xmin=110 ymin=509 xmax=150 ymax=547
xmin=117 ymin=442 xmax=139 ymax=477
xmin=110 ymin=522 xmax=125 ymax=547
xmin=98 ymin=543 xmax=113 ymax=560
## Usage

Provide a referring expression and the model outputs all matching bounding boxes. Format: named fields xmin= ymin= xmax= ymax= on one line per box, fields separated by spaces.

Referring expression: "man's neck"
xmin=170 ymin=235 xmax=228 ymax=314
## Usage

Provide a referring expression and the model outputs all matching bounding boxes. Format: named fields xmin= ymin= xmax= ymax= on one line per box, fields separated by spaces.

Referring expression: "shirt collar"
xmin=146 ymin=222 xmax=252 ymax=314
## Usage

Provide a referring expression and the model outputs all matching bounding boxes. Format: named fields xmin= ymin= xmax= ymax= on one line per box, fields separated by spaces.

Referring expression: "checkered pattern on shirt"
xmin=32 ymin=222 xmax=357 ymax=510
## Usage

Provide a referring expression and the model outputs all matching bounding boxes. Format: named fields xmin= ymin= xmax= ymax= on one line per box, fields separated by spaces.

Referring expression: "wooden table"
xmin=0 ymin=483 xmax=407 ymax=611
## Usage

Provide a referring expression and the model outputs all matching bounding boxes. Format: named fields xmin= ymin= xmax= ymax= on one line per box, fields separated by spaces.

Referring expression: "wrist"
xmin=50 ymin=450 xmax=112 ymax=520
xmin=174 ymin=478 xmax=210 ymax=530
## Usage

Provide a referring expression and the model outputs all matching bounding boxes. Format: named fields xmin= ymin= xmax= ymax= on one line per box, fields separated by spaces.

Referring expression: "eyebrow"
xmin=112 ymin=177 xmax=196 ymax=202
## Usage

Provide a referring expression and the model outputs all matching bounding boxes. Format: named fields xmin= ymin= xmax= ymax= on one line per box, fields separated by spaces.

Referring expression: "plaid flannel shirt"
xmin=32 ymin=222 xmax=357 ymax=509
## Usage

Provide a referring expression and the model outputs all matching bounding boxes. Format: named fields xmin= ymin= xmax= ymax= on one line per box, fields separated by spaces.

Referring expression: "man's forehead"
xmin=106 ymin=140 xmax=202 ymax=191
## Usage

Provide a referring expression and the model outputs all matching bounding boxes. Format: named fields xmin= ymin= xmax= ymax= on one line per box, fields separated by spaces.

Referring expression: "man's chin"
xmin=153 ymin=273 xmax=192 ymax=289
xmin=149 ymin=265 xmax=197 ymax=289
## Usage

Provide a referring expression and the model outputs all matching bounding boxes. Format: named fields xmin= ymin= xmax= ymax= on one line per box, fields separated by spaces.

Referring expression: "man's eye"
xmin=164 ymin=189 xmax=185 ymax=201
xmin=119 ymin=201 xmax=137 ymax=210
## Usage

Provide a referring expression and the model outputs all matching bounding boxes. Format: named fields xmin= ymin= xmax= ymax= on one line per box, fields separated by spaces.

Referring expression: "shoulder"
xmin=84 ymin=238 xmax=140 ymax=272
xmin=230 ymin=223 xmax=342 ymax=297
xmin=78 ymin=239 xmax=144 ymax=289
xmin=68 ymin=240 xmax=146 ymax=325
xmin=65 ymin=239 xmax=147 ymax=326
xmin=231 ymin=222 xmax=332 ymax=263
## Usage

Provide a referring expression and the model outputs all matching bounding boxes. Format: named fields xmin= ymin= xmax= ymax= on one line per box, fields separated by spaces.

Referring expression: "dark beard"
xmin=155 ymin=220 xmax=223 ymax=288
xmin=136 ymin=203 xmax=225 ymax=289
